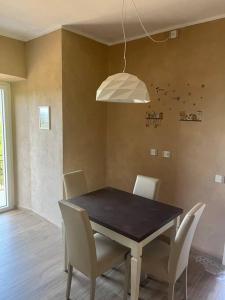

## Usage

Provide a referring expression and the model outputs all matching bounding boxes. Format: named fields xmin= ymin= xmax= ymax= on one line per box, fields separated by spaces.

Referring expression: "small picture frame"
xmin=39 ymin=106 xmax=50 ymax=130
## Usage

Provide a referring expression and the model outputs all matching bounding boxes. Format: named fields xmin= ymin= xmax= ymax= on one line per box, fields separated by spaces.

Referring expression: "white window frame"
xmin=0 ymin=81 xmax=14 ymax=212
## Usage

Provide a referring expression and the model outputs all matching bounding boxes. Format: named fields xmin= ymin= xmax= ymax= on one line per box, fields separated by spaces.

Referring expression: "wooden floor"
xmin=1 ymin=210 xmax=225 ymax=300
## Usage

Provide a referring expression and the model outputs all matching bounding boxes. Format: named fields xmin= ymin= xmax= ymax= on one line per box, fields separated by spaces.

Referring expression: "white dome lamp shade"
xmin=96 ymin=0 xmax=168 ymax=104
xmin=96 ymin=72 xmax=150 ymax=103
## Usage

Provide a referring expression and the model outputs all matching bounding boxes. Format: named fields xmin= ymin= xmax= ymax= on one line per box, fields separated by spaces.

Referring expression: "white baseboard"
xmin=17 ymin=205 xmax=62 ymax=229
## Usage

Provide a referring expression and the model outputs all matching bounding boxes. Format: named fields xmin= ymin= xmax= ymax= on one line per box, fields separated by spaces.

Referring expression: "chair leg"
xmin=123 ymin=255 xmax=131 ymax=300
xmin=66 ymin=264 xmax=73 ymax=300
xmin=184 ymin=268 xmax=188 ymax=300
xmin=90 ymin=278 xmax=96 ymax=300
xmin=168 ymin=282 xmax=175 ymax=300
xmin=62 ymin=222 xmax=68 ymax=272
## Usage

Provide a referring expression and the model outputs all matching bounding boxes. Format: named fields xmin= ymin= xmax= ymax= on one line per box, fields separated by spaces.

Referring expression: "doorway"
xmin=0 ymin=82 xmax=14 ymax=212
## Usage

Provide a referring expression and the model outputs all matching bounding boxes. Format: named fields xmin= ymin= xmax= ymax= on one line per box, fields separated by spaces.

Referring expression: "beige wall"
xmin=62 ymin=30 xmax=108 ymax=191
xmin=12 ymin=29 xmax=108 ymax=225
xmin=12 ymin=30 xmax=63 ymax=226
xmin=10 ymin=19 xmax=225 ymax=258
xmin=106 ymin=19 xmax=225 ymax=258
xmin=0 ymin=35 xmax=26 ymax=79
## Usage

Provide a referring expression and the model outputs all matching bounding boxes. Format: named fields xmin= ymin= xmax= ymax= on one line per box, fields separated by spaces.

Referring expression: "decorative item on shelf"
xmin=146 ymin=112 xmax=163 ymax=128
xmin=179 ymin=110 xmax=202 ymax=122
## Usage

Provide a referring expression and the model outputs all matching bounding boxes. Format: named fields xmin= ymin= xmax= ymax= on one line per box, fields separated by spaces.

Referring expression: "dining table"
xmin=66 ymin=187 xmax=183 ymax=300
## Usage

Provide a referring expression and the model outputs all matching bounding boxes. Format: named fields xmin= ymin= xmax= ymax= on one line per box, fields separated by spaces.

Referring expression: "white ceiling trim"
xmin=109 ymin=13 xmax=225 ymax=45
xmin=62 ymin=25 xmax=109 ymax=45
xmin=0 ymin=24 xmax=62 ymax=42
xmin=62 ymin=12 xmax=225 ymax=46
xmin=0 ymin=13 xmax=225 ymax=45
xmin=28 ymin=24 xmax=62 ymax=41
xmin=0 ymin=30 xmax=27 ymax=42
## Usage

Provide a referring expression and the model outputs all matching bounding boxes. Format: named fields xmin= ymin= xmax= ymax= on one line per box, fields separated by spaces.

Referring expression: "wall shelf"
xmin=180 ymin=119 xmax=202 ymax=122
xmin=146 ymin=112 xmax=163 ymax=128
xmin=179 ymin=111 xmax=202 ymax=122
xmin=146 ymin=117 xmax=163 ymax=120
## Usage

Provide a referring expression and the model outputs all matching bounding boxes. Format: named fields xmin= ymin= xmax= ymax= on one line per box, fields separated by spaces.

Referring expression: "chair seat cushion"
xmin=142 ymin=239 xmax=170 ymax=282
xmin=94 ymin=233 xmax=129 ymax=276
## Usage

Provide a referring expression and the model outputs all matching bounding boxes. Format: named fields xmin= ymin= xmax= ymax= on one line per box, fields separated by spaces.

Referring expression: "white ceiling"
xmin=0 ymin=0 xmax=225 ymax=45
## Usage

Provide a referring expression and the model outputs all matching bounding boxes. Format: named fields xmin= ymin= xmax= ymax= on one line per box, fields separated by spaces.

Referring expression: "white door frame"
xmin=0 ymin=81 xmax=14 ymax=212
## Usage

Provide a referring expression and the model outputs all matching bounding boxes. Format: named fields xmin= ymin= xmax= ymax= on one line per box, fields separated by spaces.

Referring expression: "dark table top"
xmin=68 ymin=187 xmax=183 ymax=242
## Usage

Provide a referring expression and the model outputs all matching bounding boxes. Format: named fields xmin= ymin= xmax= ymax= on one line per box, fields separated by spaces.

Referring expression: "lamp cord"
xmin=121 ymin=0 xmax=169 ymax=72
xmin=131 ymin=0 xmax=169 ymax=43
xmin=122 ymin=0 xmax=127 ymax=72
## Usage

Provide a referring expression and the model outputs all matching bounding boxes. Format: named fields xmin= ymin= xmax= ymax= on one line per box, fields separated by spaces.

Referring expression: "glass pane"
xmin=0 ymin=89 xmax=7 ymax=209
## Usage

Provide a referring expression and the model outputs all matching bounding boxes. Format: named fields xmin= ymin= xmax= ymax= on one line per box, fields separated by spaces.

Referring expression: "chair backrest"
xmin=63 ymin=170 xmax=88 ymax=200
xmin=133 ymin=175 xmax=160 ymax=200
xmin=59 ymin=200 xmax=97 ymax=277
xmin=168 ymin=203 xmax=206 ymax=282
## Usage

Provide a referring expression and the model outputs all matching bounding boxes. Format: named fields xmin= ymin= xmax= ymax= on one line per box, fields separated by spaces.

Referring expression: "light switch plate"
xmin=215 ymin=175 xmax=225 ymax=184
xmin=150 ymin=149 xmax=158 ymax=156
xmin=162 ymin=150 xmax=171 ymax=158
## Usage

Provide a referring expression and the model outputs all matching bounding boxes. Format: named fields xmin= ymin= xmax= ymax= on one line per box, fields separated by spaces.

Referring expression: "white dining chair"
xmin=132 ymin=175 xmax=160 ymax=280
xmin=63 ymin=170 xmax=88 ymax=271
xmin=63 ymin=170 xmax=88 ymax=200
xmin=133 ymin=174 xmax=172 ymax=248
xmin=59 ymin=200 xmax=130 ymax=300
xmin=142 ymin=202 xmax=205 ymax=300
xmin=133 ymin=175 xmax=160 ymax=200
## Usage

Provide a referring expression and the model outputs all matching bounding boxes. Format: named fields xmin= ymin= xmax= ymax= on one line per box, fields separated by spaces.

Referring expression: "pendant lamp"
xmin=96 ymin=0 xmax=169 ymax=104
xmin=96 ymin=72 xmax=150 ymax=103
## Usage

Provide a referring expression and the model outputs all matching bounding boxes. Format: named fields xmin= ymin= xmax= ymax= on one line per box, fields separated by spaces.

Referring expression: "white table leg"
xmin=130 ymin=247 xmax=142 ymax=300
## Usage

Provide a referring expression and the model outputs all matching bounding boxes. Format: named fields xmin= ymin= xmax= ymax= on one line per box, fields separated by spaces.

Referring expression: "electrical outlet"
xmin=162 ymin=150 xmax=171 ymax=158
xmin=170 ymin=30 xmax=178 ymax=39
xmin=215 ymin=175 xmax=225 ymax=184
xmin=150 ymin=149 xmax=158 ymax=156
